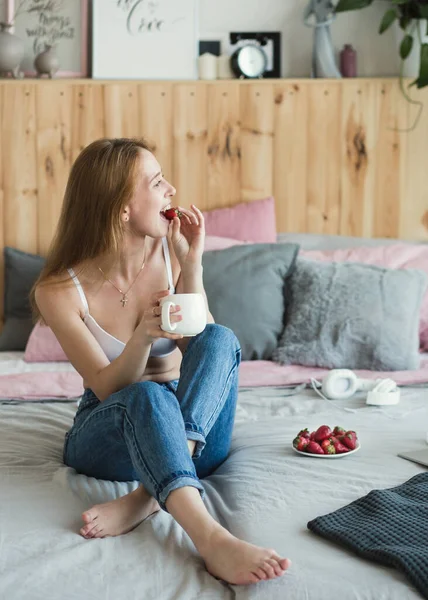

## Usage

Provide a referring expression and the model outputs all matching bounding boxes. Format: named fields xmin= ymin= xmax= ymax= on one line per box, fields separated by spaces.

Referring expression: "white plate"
xmin=292 ymin=443 xmax=360 ymax=458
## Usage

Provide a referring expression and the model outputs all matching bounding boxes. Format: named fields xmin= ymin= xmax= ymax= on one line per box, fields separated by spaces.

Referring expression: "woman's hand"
xmin=138 ymin=290 xmax=183 ymax=344
xmin=169 ymin=204 xmax=205 ymax=269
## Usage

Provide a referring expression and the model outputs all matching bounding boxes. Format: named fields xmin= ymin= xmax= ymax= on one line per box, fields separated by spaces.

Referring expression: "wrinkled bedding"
xmin=1 ymin=383 xmax=428 ymax=599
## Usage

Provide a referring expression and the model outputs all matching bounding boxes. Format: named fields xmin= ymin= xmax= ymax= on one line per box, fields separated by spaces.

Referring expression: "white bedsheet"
xmin=0 ymin=351 xmax=76 ymax=375
xmin=1 ymin=383 xmax=428 ymax=599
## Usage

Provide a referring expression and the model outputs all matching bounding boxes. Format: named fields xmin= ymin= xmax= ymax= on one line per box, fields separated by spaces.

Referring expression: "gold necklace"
xmin=98 ymin=254 xmax=146 ymax=308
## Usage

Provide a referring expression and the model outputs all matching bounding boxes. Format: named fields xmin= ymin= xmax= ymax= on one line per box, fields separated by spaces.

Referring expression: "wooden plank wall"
xmin=0 ymin=78 xmax=427 ymax=322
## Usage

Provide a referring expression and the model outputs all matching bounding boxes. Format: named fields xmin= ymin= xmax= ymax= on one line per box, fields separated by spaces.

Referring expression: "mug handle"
xmin=161 ymin=301 xmax=177 ymax=331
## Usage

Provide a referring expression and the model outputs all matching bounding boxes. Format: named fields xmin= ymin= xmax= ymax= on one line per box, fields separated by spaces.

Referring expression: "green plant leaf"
xmin=399 ymin=15 xmax=411 ymax=30
xmin=419 ymin=7 xmax=428 ymax=19
xmin=415 ymin=43 xmax=428 ymax=89
xmin=379 ymin=9 xmax=397 ymax=34
xmin=335 ymin=0 xmax=373 ymax=13
xmin=400 ymin=34 xmax=414 ymax=59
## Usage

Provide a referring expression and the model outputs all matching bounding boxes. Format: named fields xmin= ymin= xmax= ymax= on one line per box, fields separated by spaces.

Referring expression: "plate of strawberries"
xmin=292 ymin=425 xmax=360 ymax=458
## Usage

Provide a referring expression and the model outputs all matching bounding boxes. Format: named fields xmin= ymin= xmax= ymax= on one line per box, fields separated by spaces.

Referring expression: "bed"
xmin=2 ymin=74 xmax=428 ymax=598
xmin=1 ymin=348 xmax=428 ymax=600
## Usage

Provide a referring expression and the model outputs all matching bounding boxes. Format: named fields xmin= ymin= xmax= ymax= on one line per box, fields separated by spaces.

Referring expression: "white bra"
xmin=68 ymin=237 xmax=177 ymax=361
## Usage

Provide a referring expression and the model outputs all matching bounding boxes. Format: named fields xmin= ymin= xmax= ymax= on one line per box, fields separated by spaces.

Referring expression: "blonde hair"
xmin=30 ymin=137 xmax=153 ymax=321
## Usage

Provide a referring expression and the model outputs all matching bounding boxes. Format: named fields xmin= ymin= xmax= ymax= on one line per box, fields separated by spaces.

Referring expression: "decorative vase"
xmin=340 ymin=44 xmax=357 ymax=78
xmin=34 ymin=44 xmax=60 ymax=78
xmin=0 ymin=22 xmax=24 ymax=79
xmin=395 ymin=20 xmax=428 ymax=78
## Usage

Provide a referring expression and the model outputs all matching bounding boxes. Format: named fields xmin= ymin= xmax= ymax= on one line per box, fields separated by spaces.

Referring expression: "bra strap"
xmin=68 ymin=268 xmax=89 ymax=317
xmin=162 ymin=237 xmax=175 ymax=293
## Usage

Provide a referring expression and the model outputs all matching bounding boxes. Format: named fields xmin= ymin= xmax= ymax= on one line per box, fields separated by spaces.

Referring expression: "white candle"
xmin=217 ymin=54 xmax=234 ymax=79
xmin=198 ymin=53 xmax=217 ymax=80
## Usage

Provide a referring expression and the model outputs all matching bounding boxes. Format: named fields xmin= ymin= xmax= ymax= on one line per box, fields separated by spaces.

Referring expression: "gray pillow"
xmin=0 ymin=247 xmax=45 ymax=351
xmin=273 ymin=258 xmax=428 ymax=371
xmin=276 ymin=232 xmax=422 ymax=251
xmin=202 ymin=243 xmax=299 ymax=360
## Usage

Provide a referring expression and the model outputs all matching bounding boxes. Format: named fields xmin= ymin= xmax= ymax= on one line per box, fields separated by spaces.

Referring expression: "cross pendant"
xmin=121 ymin=296 xmax=128 ymax=307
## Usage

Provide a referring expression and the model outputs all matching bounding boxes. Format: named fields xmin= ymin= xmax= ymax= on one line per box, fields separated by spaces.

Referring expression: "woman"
xmin=31 ymin=138 xmax=291 ymax=586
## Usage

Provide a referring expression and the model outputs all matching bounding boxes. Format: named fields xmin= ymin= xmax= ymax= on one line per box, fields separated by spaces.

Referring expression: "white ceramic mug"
xmin=160 ymin=293 xmax=207 ymax=337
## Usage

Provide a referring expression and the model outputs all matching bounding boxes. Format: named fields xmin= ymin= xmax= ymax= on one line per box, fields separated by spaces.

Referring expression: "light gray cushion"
xmin=276 ymin=232 xmax=426 ymax=251
xmin=273 ymin=258 xmax=428 ymax=371
xmin=0 ymin=247 xmax=45 ymax=351
xmin=202 ymin=243 xmax=299 ymax=360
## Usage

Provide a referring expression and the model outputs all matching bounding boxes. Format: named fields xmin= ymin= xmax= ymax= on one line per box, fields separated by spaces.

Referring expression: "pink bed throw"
xmin=0 ymin=371 xmax=84 ymax=400
xmin=1 ymin=358 xmax=427 ymax=401
xmin=238 ymin=357 xmax=428 ymax=388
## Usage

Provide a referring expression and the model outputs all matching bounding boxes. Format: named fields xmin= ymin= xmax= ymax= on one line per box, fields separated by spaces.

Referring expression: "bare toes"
xmin=80 ymin=524 xmax=95 ymax=537
xmin=94 ymin=528 xmax=105 ymax=538
xmin=254 ymin=568 xmax=267 ymax=580
xmin=261 ymin=562 xmax=275 ymax=579
xmin=82 ymin=509 xmax=98 ymax=524
xmin=267 ymin=558 xmax=283 ymax=577
xmin=279 ymin=558 xmax=291 ymax=571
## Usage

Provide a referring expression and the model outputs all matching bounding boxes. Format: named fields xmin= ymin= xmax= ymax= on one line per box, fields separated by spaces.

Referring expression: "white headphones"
xmin=317 ymin=369 xmax=400 ymax=406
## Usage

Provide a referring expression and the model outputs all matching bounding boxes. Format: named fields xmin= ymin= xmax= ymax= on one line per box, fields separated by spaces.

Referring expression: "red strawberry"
xmin=305 ymin=441 xmax=325 ymax=455
xmin=293 ymin=435 xmax=309 ymax=451
xmin=321 ymin=439 xmax=336 ymax=455
xmin=314 ymin=425 xmax=332 ymax=443
xmin=341 ymin=430 xmax=358 ymax=450
xmin=330 ymin=437 xmax=350 ymax=453
xmin=297 ymin=428 xmax=311 ymax=439
xmin=162 ymin=207 xmax=183 ymax=220
xmin=310 ymin=431 xmax=317 ymax=441
xmin=333 ymin=426 xmax=346 ymax=436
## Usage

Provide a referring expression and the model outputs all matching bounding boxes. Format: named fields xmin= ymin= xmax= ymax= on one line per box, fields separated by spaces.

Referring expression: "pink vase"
xmin=340 ymin=44 xmax=357 ymax=78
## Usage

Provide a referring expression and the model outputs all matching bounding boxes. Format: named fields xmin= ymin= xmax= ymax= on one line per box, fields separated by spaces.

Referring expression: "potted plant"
xmin=335 ymin=0 xmax=428 ymax=89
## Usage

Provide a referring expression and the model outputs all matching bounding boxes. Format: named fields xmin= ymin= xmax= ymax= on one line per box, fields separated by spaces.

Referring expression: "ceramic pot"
xmin=0 ymin=22 xmax=24 ymax=79
xmin=34 ymin=44 xmax=60 ymax=78
xmin=395 ymin=20 xmax=428 ymax=78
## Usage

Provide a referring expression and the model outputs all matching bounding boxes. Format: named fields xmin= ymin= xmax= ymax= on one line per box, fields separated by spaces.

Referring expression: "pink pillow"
xmin=204 ymin=236 xmax=245 ymax=252
xmin=24 ymin=322 xmax=68 ymax=362
xmin=301 ymin=243 xmax=428 ymax=350
xmin=202 ymin=196 xmax=277 ymax=243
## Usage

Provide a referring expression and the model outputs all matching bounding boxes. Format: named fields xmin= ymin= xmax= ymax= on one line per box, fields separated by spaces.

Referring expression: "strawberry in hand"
xmin=169 ymin=204 xmax=205 ymax=268
xmin=162 ymin=207 xmax=183 ymax=221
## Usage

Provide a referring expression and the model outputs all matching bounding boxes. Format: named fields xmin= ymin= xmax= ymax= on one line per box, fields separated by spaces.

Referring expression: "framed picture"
xmin=92 ymin=0 xmax=198 ymax=80
xmin=6 ymin=0 xmax=88 ymax=77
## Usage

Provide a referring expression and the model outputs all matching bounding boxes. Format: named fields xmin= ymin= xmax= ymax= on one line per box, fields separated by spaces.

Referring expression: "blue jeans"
xmin=63 ymin=324 xmax=241 ymax=511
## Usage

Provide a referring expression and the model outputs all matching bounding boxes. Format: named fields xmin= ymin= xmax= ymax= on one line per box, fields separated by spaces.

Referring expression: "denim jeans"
xmin=63 ymin=324 xmax=241 ymax=511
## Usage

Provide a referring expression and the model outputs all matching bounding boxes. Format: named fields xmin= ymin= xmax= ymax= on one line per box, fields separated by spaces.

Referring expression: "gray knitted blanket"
xmin=307 ymin=473 xmax=428 ymax=599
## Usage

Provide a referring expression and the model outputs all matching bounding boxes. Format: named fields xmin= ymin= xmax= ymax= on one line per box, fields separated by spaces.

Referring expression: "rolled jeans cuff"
xmin=185 ymin=423 xmax=206 ymax=459
xmin=158 ymin=473 xmax=205 ymax=512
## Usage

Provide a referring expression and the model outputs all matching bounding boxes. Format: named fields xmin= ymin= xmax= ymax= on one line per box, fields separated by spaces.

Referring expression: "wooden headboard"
xmin=0 ymin=78 xmax=427 ymax=323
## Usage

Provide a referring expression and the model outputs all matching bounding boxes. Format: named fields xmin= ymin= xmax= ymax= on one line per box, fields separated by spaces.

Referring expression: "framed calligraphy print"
xmin=6 ymin=0 xmax=89 ymax=77
xmin=92 ymin=0 xmax=198 ymax=80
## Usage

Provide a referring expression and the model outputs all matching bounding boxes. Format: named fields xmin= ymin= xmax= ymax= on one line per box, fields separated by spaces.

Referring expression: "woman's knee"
xmin=120 ymin=381 xmax=163 ymax=409
xmin=201 ymin=324 xmax=241 ymax=354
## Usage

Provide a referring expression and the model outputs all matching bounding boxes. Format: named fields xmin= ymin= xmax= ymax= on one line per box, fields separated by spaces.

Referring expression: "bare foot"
xmin=80 ymin=486 xmax=160 ymax=539
xmin=199 ymin=526 xmax=291 ymax=586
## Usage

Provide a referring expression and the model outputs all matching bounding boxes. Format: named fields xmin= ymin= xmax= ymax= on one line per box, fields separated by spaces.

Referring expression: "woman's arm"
xmin=35 ymin=285 xmax=182 ymax=401
xmin=174 ymin=264 xmax=215 ymax=354
xmin=168 ymin=204 xmax=214 ymax=354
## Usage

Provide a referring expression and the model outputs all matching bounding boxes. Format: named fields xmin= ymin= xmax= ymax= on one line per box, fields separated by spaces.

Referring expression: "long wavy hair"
xmin=30 ymin=137 xmax=153 ymax=321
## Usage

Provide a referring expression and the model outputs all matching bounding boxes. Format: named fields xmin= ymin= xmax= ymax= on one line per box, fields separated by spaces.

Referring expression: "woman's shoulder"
xmin=35 ymin=267 xmax=84 ymax=317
